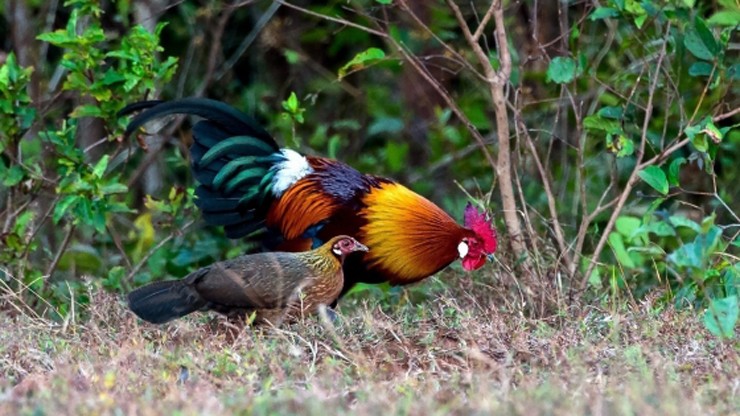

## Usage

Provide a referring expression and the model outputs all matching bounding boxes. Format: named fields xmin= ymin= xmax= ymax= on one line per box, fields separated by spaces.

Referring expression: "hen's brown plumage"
xmin=127 ymin=235 xmax=367 ymax=325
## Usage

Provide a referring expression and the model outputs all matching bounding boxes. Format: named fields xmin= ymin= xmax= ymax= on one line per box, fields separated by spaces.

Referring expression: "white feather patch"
xmin=270 ymin=149 xmax=313 ymax=196
xmin=457 ymin=241 xmax=469 ymax=258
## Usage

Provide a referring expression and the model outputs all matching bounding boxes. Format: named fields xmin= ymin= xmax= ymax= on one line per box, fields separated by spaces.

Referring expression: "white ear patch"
xmin=332 ymin=247 xmax=342 ymax=256
xmin=457 ymin=241 xmax=469 ymax=258
xmin=271 ymin=149 xmax=313 ymax=196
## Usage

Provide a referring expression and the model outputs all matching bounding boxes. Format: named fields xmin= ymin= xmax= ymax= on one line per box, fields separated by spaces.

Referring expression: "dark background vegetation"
xmin=0 ymin=0 xmax=737 ymax=334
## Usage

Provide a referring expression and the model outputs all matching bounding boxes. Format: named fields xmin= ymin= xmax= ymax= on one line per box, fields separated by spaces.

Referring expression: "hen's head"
xmin=330 ymin=235 xmax=369 ymax=259
xmin=458 ymin=203 xmax=497 ymax=271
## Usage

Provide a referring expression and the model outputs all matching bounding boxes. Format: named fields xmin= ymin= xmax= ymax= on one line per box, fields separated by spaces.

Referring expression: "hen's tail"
xmin=127 ymin=280 xmax=205 ymax=324
xmin=120 ymin=98 xmax=285 ymax=239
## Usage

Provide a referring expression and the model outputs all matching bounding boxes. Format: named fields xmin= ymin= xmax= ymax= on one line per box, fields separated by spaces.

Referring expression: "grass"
xmin=0 ymin=271 xmax=737 ymax=415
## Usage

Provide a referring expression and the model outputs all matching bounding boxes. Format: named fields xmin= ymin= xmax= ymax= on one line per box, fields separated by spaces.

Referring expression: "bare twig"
xmin=517 ymin=118 xmax=574 ymax=274
xmin=43 ymin=224 xmax=76 ymax=291
xmin=472 ymin=2 xmax=496 ymax=43
xmin=106 ymin=224 xmax=133 ymax=269
xmin=276 ymin=0 xmax=387 ymax=38
xmin=713 ymin=106 xmax=740 ymax=122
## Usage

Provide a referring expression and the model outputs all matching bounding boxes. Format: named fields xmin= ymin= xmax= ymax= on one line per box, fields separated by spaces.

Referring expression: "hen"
xmin=127 ymin=235 xmax=367 ymax=324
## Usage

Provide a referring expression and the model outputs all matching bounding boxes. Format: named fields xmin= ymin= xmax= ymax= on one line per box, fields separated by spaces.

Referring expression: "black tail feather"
xmin=121 ymin=97 xmax=284 ymax=240
xmin=127 ymin=280 xmax=205 ymax=324
xmin=122 ymin=98 xmax=278 ymax=149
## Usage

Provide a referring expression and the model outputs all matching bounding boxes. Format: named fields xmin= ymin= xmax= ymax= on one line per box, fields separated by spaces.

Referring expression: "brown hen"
xmin=127 ymin=235 xmax=367 ymax=325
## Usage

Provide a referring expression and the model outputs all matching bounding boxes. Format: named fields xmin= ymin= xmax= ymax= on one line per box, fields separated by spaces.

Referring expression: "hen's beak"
xmin=356 ymin=242 xmax=369 ymax=252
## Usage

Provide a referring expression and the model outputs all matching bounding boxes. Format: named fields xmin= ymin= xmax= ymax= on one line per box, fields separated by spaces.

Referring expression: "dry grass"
xmin=0 ymin=272 xmax=738 ymax=415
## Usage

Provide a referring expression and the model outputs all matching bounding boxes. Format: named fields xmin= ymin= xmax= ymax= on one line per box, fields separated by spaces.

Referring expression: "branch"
xmin=518 ymin=118 xmax=574 ymax=274
xmin=447 ymin=0 xmax=529 ymax=265
xmin=43 ymin=224 xmax=76 ymax=291
xmin=276 ymin=0 xmax=387 ymax=38
xmin=472 ymin=2 xmax=496 ymax=43
xmin=714 ymin=106 xmax=740 ymax=122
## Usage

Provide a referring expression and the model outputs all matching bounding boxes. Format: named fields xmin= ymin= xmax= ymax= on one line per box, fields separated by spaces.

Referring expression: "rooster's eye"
xmin=457 ymin=241 xmax=469 ymax=258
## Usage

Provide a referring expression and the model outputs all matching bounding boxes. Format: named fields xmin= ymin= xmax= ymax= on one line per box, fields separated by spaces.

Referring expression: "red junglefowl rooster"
xmin=121 ymin=98 xmax=497 ymax=299
xmin=127 ymin=235 xmax=368 ymax=324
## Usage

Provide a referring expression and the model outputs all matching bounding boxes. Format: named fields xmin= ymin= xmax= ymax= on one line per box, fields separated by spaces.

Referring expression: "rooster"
xmin=122 ymin=98 xmax=497 ymax=299
xmin=127 ymin=235 xmax=368 ymax=324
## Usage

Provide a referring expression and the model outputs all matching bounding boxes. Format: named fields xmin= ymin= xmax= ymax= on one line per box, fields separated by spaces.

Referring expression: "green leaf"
xmin=598 ymin=106 xmax=623 ymax=119
xmin=104 ymin=266 xmax=127 ymax=291
xmin=633 ymin=14 xmax=647 ymax=29
xmin=71 ymin=104 xmax=104 ymax=118
xmin=691 ymin=134 xmax=709 ymax=152
xmin=694 ymin=17 xmax=719 ymax=55
xmin=703 ymin=119 xmax=724 ymax=143
xmin=608 ymin=232 xmax=636 ymax=268
xmin=727 ymin=64 xmax=740 ymax=81
xmin=37 ymin=30 xmax=75 ymax=46
xmin=639 ymin=221 xmax=676 ymax=238
xmin=703 ymin=295 xmax=738 ymax=339
xmin=283 ymin=92 xmax=299 ymax=113
xmin=385 ymin=141 xmax=409 ymax=173
xmin=92 ymin=155 xmax=109 ymax=178
xmin=615 ymin=216 xmax=642 ymax=239
xmin=327 ymin=135 xmax=341 ymax=159
xmin=101 ymin=182 xmax=128 ymax=194
xmin=584 ymin=115 xmax=621 ymax=134
xmin=606 ymin=134 xmax=635 ymax=157
xmin=688 ymin=62 xmax=714 ymax=77
xmin=668 ymin=157 xmax=686 ymax=186
xmin=669 ymin=215 xmax=702 ymax=233
xmin=375 ymin=0 xmax=392 ymax=4
xmin=367 ymin=117 xmax=404 ymax=137
xmin=58 ymin=244 xmax=102 ymax=273
xmin=101 ymin=69 xmax=126 ymax=85
xmin=684 ymin=19 xmax=718 ymax=61
xmin=53 ymin=195 xmax=79 ymax=224
xmin=546 ymin=57 xmax=578 ymax=84
xmin=283 ymin=49 xmax=300 ymax=65
xmin=638 ymin=166 xmax=669 ymax=195
xmin=708 ymin=10 xmax=740 ymax=26
xmin=589 ymin=7 xmax=619 ymax=20
xmin=338 ymin=47 xmax=386 ymax=79
xmin=2 ymin=165 xmax=25 ymax=186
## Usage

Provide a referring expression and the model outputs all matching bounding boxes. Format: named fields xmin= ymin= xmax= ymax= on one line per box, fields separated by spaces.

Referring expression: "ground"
xmin=0 ymin=271 xmax=737 ymax=415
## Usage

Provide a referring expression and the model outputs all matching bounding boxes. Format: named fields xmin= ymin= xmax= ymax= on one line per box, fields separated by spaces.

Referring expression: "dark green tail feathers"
xmin=127 ymin=280 xmax=205 ymax=324
xmin=120 ymin=98 xmax=285 ymax=239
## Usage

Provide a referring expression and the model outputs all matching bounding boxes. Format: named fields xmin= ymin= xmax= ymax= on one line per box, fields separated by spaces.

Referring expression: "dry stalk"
xmin=445 ymin=0 xmax=531 ymax=272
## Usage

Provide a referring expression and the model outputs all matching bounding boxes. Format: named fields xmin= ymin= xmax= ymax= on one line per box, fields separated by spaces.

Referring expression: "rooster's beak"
xmin=357 ymin=243 xmax=369 ymax=252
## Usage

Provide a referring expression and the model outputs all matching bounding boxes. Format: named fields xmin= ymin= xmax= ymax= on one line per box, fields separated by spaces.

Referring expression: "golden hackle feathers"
xmin=359 ymin=182 xmax=469 ymax=284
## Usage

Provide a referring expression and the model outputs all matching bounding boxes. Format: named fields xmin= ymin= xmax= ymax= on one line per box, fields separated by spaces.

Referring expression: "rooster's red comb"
xmin=464 ymin=202 xmax=497 ymax=254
